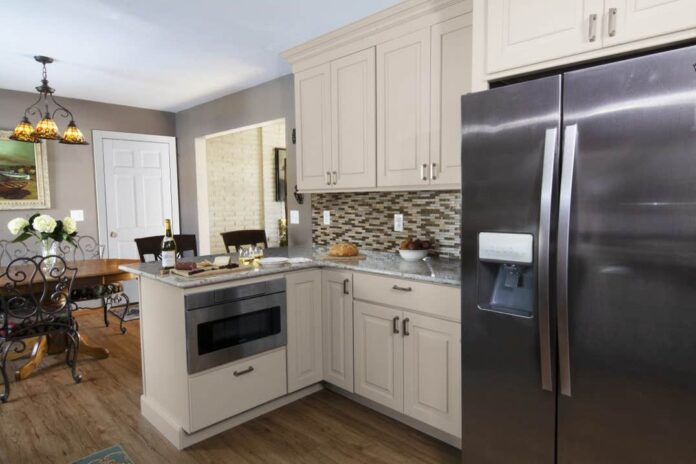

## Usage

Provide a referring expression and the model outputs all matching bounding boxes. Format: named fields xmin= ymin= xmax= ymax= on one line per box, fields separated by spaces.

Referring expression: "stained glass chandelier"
xmin=10 ymin=56 xmax=88 ymax=145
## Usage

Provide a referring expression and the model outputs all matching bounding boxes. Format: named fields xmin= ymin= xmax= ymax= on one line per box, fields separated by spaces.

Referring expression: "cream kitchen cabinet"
xmin=322 ymin=269 xmax=355 ymax=392
xmin=354 ymin=300 xmax=404 ymax=411
xmin=430 ymin=14 xmax=473 ymax=186
xmin=484 ymin=0 xmax=696 ymax=77
xmin=286 ymin=270 xmax=323 ymax=393
xmin=353 ymin=278 xmax=461 ymax=437
xmin=376 ymin=28 xmax=431 ymax=188
xmin=603 ymin=0 xmax=696 ymax=47
xmin=294 ymin=64 xmax=332 ymax=190
xmin=330 ymin=48 xmax=377 ymax=189
xmin=485 ymin=0 xmax=604 ymax=74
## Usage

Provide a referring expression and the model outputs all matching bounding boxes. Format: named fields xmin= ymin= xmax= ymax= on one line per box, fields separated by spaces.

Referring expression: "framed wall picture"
xmin=0 ymin=130 xmax=51 ymax=210
xmin=274 ymin=147 xmax=287 ymax=202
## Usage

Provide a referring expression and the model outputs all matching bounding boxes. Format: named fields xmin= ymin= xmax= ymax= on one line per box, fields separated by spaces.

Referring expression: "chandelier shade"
xmin=11 ymin=56 xmax=88 ymax=146
xmin=9 ymin=117 xmax=39 ymax=143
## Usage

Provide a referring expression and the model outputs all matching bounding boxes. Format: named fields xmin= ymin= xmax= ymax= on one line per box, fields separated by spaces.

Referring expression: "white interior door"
xmin=94 ymin=131 xmax=179 ymax=259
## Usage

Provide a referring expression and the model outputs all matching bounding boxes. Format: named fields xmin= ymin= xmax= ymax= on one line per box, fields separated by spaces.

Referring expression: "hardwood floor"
xmin=0 ymin=310 xmax=460 ymax=464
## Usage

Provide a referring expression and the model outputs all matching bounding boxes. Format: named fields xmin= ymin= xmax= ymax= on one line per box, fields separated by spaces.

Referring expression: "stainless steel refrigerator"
xmin=460 ymin=44 xmax=696 ymax=464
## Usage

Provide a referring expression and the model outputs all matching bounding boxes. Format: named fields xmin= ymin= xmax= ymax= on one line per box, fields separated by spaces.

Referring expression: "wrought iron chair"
xmin=0 ymin=255 xmax=81 ymax=403
xmin=220 ymin=230 xmax=268 ymax=253
xmin=59 ymin=236 xmax=132 ymax=335
xmin=0 ymin=240 xmax=34 ymax=267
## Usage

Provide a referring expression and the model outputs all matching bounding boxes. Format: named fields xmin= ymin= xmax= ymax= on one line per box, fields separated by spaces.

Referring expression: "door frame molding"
xmin=93 ymin=130 xmax=180 ymax=258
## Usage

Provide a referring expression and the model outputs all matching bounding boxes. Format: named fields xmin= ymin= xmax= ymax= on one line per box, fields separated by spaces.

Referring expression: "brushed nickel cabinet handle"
xmin=233 ymin=366 xmax=254 ymax=377
xmin=588 ymin=13 xmax=598 ymax=42
xmin=608 ymin=8 xmax=617 ymax=37
xmin=392 ymin=316 xmax=400 ymax=334
xmin=430 ymin=162 xmax=437 ymax=181
xmin=403 ymin=317 xmax=410 ymax=336
xmin=332 ymin=171 xmax=338 ymax=185
xmin=392 ymin=285 xmax=412 ymax=292
xmin=420 ymin=163 xmax=428 ymax=181
xmin=325 ymin=171 xmax=331 ymax=185
xmin=343 ymin=278 xmax=350 ymax=295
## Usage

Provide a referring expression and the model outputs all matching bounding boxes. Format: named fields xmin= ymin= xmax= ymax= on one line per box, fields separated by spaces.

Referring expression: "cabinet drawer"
xmin=188 ymin=348 xmax=287 ymax=432
xmin=353 ymin=273 xmax=459 ymax=322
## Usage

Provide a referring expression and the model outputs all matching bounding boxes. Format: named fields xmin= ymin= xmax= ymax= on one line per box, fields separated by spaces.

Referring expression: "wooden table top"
xmin=0 ymin=258 xmax=140 ymax=287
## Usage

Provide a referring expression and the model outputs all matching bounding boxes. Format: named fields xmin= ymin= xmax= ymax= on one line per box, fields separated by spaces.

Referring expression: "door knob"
xmin=110 ymin=231 xmax=118 ymax=238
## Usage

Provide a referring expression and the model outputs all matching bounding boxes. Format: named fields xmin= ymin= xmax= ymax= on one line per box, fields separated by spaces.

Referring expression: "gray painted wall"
xmin=0 ymin=88 xmax=176 ymax=242
xmin=175 ymin=74 xmax=312 ymax=247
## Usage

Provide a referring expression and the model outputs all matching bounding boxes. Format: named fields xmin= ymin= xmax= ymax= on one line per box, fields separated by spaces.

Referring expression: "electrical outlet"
xmin=394 ymin=214 xmax=404 ymax=232
xmin=290 ymin=210 xmax=300 ymax=224
xmin=70 ymin=210 xmax=85 ymax=222
xmin=323 ymin=210 xmax=331 ymax=225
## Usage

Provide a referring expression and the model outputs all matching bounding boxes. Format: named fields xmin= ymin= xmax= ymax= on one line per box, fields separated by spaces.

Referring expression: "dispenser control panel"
xmin=479 ymin=232 xmax=534 ymax=264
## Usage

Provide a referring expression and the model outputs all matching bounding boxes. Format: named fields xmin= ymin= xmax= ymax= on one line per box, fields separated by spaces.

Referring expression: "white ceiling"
xmin=0 ymin=0 xmax=401 ymax=112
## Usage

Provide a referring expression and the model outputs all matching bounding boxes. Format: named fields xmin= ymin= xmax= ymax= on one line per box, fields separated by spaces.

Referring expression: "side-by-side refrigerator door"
xmin=460 ymin=76 xmax=561 ymax=464
xmin=557 ymin=45 xmax=696 ymax=463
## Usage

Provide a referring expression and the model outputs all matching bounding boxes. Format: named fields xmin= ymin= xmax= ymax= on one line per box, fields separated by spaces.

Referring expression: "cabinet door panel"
xmin=431 ymin=14 xmax=472 ymax=186
xmin=354 ymin=301 xmax=403 ymax=411
xmin=322 ymin=270 xmax=354 ymax=391
xmin=486 ymin=0 xmax=604 ymax=73
xmin=377 ymin=29 xmax=431 ymax=187
xmin=604 ymin=0 xmax=696 ymax=46
xmin=286 ymin=270 xmax=323 ymax=392
xmin=295 ymin=64 xmax=332 ymax=190
xmin=403 ymin=314 xmax=461 ymax=437
xmin=331 ymin=48 xmax=376 ymax=189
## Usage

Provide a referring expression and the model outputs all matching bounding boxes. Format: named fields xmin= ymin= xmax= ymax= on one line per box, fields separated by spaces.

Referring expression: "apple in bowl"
xmin=398 ymin=237 xmax=431 ymax=261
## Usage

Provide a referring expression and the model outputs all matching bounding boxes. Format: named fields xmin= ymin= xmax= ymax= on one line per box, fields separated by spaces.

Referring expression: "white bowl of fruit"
xmin=398 ymin=238 xmax=432 ymax=261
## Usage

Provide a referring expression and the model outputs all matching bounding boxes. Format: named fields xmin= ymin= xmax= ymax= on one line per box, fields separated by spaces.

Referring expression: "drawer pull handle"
xmin=403 ymin=317 xmax=410 ymax=336
xmin=588 ymin=13 xmax=598 ymax=42
xmin=233 ymin=366 xmax=254 ymax=377
xmin=392 ymin=316 xmax=400 ymax=334
xmin=392 ymin=285 xmax=412 ymax=292
xmin=343 ymin=278 xmax=350 ymax=295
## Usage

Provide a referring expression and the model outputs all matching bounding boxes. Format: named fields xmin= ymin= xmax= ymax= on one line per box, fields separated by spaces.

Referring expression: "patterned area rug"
xmin=72 ymin=444 xmax=134 ymax=464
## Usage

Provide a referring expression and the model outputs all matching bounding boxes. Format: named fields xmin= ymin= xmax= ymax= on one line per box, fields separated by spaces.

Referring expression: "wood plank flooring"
xmin=0 ymin=310 xmax=460 ymax=464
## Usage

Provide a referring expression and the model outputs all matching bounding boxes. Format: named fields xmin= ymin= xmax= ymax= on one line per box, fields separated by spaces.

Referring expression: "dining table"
xmin=0 ymin=258 xmax=139 ymax=381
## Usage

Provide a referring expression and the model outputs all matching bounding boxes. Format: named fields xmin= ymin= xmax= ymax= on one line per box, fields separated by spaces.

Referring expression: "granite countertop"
xmin=119 ymin=247 xmax=461 ymax=289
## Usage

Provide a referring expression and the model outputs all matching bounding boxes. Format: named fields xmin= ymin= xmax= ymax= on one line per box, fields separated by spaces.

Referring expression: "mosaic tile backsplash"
xmin=312 ymin=191 xmax=461 ymax=258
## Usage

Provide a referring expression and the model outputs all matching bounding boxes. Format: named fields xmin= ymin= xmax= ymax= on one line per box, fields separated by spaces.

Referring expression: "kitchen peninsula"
xmin=119 ymin=248 xmax=461 ymax=450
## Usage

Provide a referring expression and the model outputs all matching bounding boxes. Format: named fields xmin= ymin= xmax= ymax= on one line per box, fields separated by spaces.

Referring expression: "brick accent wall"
xmin=312 ymin=190 xmax=461 ymax=258
xmin=205 ymin=120 xmax=286 ymax=254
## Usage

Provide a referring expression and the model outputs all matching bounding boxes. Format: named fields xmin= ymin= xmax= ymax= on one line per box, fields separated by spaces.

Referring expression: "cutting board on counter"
xmin=170 ymin=265 xmax=253 ymax=278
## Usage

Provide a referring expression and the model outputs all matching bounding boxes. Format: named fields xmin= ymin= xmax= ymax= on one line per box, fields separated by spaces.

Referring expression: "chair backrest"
xmin=220 ymin=230 xmax=268 ymax=253
xmin=0 ymin=255 xmax=77 ymax=340
xmin=0 ymin=240 xmax=33 ymax=267
xmin=58 ymin=235 xmax=103 ymax=262
xmin=134 ymin=235 xmax=198 ymax=263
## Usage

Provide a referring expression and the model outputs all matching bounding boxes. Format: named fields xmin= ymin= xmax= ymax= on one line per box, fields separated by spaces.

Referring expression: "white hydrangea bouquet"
xmin=7 ymin=214 xmax=79 ymax=261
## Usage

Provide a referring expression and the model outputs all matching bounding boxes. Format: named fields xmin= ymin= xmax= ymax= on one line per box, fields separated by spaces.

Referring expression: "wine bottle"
xmin=161 ymin=219 xmax=177 ymax=270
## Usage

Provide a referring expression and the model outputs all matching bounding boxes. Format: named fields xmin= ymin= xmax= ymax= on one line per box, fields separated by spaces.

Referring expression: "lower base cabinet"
xmin=353 ymin=299 xmax=461 ymax=437
xmin=322 ymin=270 xmax=355 ymax=392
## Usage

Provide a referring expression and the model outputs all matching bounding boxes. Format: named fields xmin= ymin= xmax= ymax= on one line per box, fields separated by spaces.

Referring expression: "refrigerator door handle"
xmin=557 ymin=124 xmax=578 ymax=397
xmin=538 ymin=127 xmax=558 ymax=393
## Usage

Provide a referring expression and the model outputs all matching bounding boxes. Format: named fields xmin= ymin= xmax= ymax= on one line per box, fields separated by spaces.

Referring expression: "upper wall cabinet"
xmin=294 ymin=64 xmax=332 ymax=190
xmin=486 ymin=0 xmax=604 ymax=74
xmin=331 ymin=49 xmax=377 ymax=189
xmin=376 ymin=29 xmax=431 ymax=188
xmin=483 ymin=0 xmax=696 ymax=78
xmin=284 ymin=0 xmax=474 ymax=193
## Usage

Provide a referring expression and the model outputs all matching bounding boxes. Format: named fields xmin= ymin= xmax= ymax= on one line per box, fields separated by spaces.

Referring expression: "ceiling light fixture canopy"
xmin=10 ymin=56 xmax=88 ymax=145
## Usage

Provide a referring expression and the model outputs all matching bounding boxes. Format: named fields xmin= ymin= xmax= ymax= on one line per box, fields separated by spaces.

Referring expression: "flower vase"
xmin=41 ymin=239 xmax=60 ymax=273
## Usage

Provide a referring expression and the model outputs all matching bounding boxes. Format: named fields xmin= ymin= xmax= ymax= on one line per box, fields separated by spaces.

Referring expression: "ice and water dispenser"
xmin=477 ymin=232 xmax=535 ymax=318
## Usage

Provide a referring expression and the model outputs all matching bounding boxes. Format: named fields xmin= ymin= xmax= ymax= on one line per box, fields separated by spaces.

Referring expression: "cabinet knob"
xmin=110 ymin=231 xmax=118 ymax=238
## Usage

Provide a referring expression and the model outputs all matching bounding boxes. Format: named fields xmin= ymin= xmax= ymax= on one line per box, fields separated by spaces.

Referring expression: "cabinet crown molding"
xmin=282 ymin=0 xmax=469 ymax=67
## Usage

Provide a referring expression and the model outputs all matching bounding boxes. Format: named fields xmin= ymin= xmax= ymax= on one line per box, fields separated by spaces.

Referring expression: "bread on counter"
xmin=328 ymin=243 xmax=359 ymax=257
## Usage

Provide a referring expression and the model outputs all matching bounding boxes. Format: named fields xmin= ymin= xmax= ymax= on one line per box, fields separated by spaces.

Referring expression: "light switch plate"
xmin=323 ymin=210 xmax=331 ymax=225
xmin=70 ymin=209 xmax=85 ymax=222
xmin=394 ymin=214 xmax=404 ymax=232
xmin=290 ymin=210 xmax=300 ymax=225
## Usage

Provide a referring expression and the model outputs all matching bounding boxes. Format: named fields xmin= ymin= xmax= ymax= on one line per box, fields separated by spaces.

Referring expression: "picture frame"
xmin=0 ymin=130 xmax=51 ymax=210
xmin=274 ymin=147 xmax=287 ymax=203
